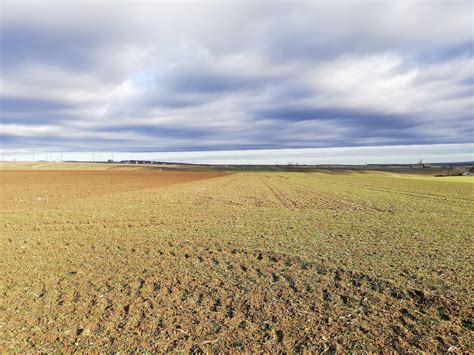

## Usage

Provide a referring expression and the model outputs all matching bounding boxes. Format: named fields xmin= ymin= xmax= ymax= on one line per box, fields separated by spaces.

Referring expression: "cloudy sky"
xmin=1 ymin=1 xmax=473 ymax=162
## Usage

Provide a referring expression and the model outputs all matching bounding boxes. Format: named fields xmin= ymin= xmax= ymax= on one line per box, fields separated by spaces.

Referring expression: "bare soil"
xmin=1 ymin=169 xmax=472 ymax=352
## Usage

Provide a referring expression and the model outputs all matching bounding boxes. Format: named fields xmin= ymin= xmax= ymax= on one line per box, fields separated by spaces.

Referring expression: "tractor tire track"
xmin=260 ymin=177 xmax=306 ymax=209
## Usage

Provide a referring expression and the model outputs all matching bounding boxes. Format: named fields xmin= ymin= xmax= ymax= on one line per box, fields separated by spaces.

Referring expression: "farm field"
xmin=0 ymin=166 xmax=472 ymax=352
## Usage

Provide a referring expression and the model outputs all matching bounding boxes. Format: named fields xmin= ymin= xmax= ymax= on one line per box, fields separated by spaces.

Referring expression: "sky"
xmin=0 ymin=1 xmax=473 ymax=163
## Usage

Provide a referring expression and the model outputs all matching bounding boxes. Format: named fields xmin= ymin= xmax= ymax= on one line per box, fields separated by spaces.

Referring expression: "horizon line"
xmin=2 ymin=143 xmax=473 ymax=165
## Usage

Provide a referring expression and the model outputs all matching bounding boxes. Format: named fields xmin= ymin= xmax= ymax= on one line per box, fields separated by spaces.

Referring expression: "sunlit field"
xmin=1 ymin=164 xmax=472 ymax=352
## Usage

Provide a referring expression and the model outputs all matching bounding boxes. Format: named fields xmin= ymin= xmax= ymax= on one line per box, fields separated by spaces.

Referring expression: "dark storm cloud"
xmin=0 ymin=1 xmax=473 ymax=154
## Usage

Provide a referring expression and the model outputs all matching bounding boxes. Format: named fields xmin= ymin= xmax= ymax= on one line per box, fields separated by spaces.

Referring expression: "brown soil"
xmin=0 ymin=170 xmax=228 ymax=211
xmin=1 ymin=169 xmax=472 ymax=352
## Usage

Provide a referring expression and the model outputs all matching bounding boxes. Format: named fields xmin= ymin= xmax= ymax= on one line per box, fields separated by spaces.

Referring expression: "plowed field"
xmin=1 ymin=167 xmax=472 ymax=352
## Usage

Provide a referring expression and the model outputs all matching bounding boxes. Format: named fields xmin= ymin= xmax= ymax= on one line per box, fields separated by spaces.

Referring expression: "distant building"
xmin=445 ymin=166 xmax=474 ymax=176
xmin=461 ymin=167 xmax=474 ymax=176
